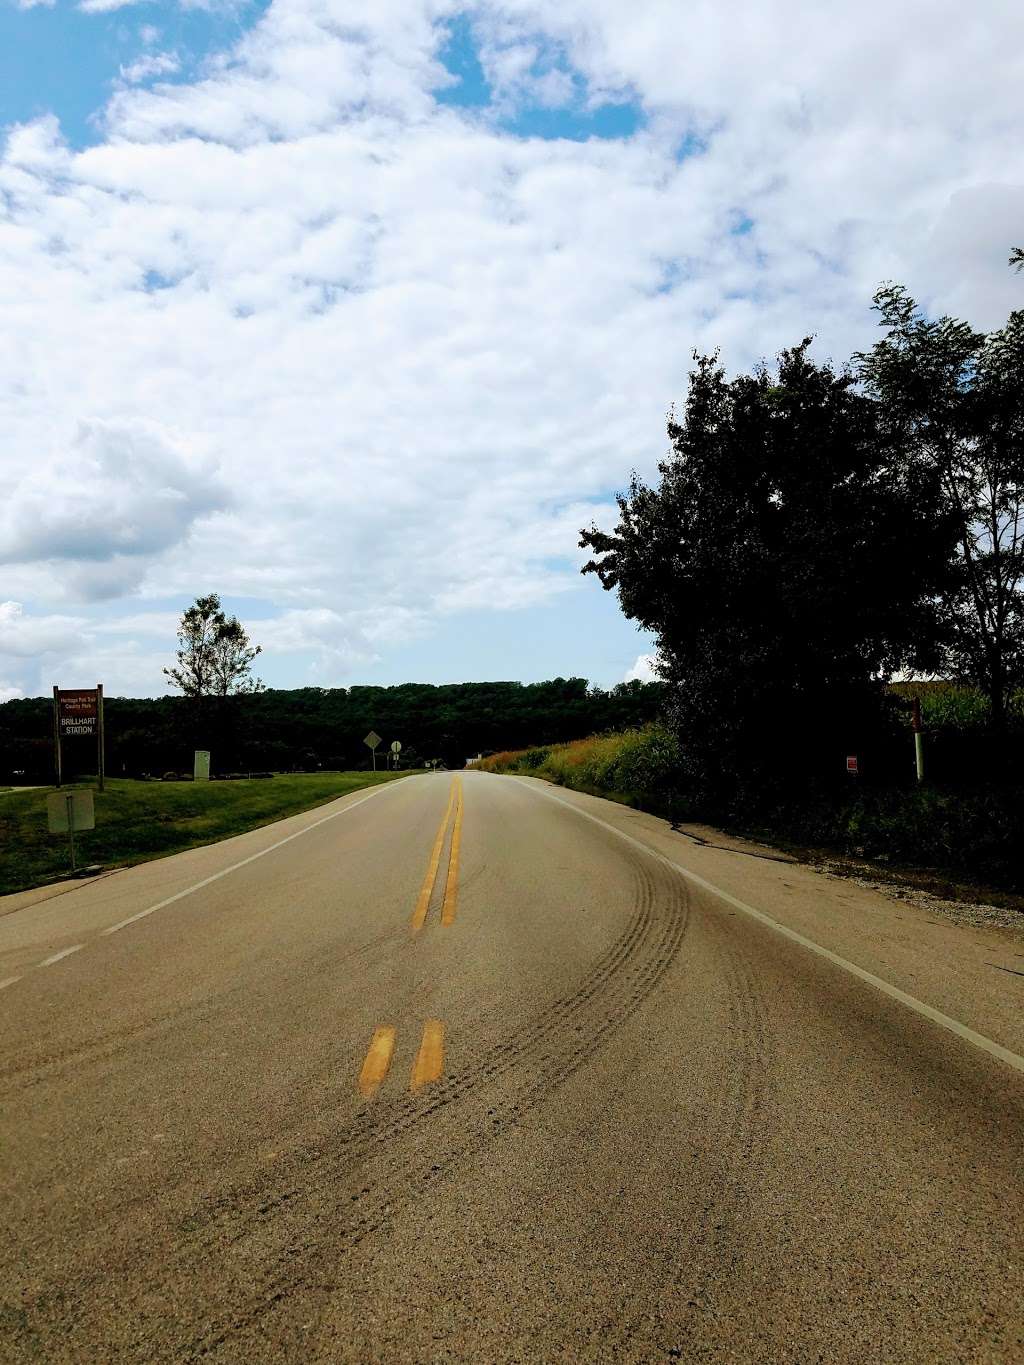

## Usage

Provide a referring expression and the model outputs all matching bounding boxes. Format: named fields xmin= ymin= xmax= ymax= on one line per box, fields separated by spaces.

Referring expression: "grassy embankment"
xmin=0 ymin=772 xmax=413 ymax=896
xmin=479 ymin=720 xmax=1024 ymax=897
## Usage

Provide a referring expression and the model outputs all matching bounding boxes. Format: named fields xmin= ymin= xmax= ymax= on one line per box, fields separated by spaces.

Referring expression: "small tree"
xmin=165 ymin=594 xmax=263 ymax=698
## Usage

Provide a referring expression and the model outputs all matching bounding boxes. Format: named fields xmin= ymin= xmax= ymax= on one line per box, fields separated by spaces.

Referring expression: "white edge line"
xmin=99 ymin=783 xmax=398 ymax=937
xmin=515 ymin=777 xmax=1024 ymax=1076
xmin=0 ymin=976 xmax=22 ymax=990
xmin=39 ymin=944 xmax=84 ymax=967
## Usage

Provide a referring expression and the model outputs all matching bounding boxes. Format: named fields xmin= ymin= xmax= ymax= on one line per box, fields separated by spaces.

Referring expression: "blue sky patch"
xmin=3 ymin=3 xmax=645 ymax=152
xmin=0 ymin=0 xmax=268 ymax=149
xmin=507 ymin=101 xmax=642 ymax=142
xmin=435 ymin=12 xmax=644 ymax=142
xmin=434 ymin=13 xmax=490 ymax=109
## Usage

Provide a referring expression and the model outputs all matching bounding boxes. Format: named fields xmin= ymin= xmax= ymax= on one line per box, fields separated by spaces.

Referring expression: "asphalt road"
xmin=2 ymin=771 xmax=1023 ymax=1363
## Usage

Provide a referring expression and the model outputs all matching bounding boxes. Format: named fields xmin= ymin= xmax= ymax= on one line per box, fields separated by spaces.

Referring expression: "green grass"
xmin=0 ymin=772 xmax=416 ymax=897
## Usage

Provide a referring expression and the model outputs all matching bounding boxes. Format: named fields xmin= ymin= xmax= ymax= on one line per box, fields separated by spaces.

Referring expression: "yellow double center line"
xmin=359 ymin=778 xmax=464 ymax=1099
xmin=358 ymin=1017 xmax=444 ymax=1098
xmin=411 ymin=776 xmax=463 ymax=931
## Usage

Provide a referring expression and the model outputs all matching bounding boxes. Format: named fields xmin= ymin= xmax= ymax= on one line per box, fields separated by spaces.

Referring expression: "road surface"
xmin=1 ymin=771 xmax=1022 ymax=1362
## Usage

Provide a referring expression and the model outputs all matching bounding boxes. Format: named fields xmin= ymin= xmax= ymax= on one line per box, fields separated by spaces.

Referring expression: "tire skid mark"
xmin=195 ymin=856 xmax=663 ymax=1229
xmin=662 ymin=949 xmax=774 ymax=1356
xmin=602 ymin=922 xmax=776 ymax=1360
xmin=12 ymin=855 xmax=691 ymax=1362
xmin=182 ymin=857 xmax=690 ymax=1361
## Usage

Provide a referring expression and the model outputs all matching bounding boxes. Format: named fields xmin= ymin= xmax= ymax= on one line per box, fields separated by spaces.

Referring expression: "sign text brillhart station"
xmin=57 ymin=689 xmax=100 ymax=738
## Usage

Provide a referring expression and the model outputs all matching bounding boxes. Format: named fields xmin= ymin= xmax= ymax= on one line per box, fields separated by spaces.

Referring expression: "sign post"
xmin=52 ymin=685 xmax=62 ymax=788
xmin=53 ymin=686 xmax=105 ymax=791
xmin=911 ymin=696 xmax=924 ymax=783
xmin=390 ymin=739 xmax=402 ymax=771
xmin=97 ymin=684 xmax=105 ymax=792
xmin=363 ymin=730 xmax=382 ymax=772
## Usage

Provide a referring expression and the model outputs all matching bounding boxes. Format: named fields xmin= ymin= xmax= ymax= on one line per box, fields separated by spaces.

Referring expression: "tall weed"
xmin=477 ymin=726 xmax=681 ymax=801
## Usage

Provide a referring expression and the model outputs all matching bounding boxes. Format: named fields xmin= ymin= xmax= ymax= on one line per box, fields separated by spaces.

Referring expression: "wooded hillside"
xmin=0 ymin=678 xmax=667 ymax=780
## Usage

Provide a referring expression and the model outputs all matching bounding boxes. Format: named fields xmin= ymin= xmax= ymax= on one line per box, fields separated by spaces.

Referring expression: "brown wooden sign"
xmin=52 ymin=685 xmax=105 ymax=790
xmin=57 ymin=689 xmax=99 ymax=738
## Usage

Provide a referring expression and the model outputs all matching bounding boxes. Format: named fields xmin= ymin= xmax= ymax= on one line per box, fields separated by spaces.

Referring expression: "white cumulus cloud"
xmin=624 ymin=653 xmax=658 ymax=683
xmin=119 ymin=52 xmax=182 ymax=85
xmin=0 ymin=420 xmax=229 ymax=598
xmin=1 ymin=0 xmax=1022 ymax=695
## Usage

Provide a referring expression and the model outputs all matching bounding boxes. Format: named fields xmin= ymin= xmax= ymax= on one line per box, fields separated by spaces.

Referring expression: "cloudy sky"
xmin=1 ymin=0 xmax=1022 ymax=701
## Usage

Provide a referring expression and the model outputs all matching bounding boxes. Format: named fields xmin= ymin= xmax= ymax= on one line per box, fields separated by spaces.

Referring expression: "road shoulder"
xmin=508 ymin=774 xmax=1024 ymax=1061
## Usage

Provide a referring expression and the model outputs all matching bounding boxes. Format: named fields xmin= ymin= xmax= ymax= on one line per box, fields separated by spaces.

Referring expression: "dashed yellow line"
xmin=362 ymin=779 xmax=462 ymax=1100
xmin=440 ymin=779 xmax=463 ymax=928
xmin=410 ymin=1019 xmax=445 ymax=1092
xmin=358 ymin=1026 xmax=397 ymax=1097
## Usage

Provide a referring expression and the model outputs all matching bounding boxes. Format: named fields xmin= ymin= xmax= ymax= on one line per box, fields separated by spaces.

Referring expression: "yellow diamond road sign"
xmin=363 ymin=730 xmax=382 ymax=750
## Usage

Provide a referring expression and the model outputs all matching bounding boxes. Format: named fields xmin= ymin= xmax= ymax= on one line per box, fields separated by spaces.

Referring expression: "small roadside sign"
xmin=47 ymin=789 xmax=95 ymax=873
xmin=390 ymin=740 xmax=402 ymax=753
xmin=364 ymin=730 xmax=382 ymax=771
xmin=846 ymin=755 xmax=859 ymax=775
xmin=47 ymin=790 xmax=95 ymax=834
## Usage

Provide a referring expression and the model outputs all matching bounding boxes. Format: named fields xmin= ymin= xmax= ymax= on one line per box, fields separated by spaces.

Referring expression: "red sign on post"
xmin=57 ymin=690 xmax=99 ymax=738
xmin=846 ymin=755 xmax=859 ymax=775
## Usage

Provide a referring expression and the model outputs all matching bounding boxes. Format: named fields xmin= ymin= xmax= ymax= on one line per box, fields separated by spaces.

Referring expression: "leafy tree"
xmin=857 ymin=286 xmax=1024 ymax=732
xmin=1011 ymin=247 xmax=1023 ymax=273
xmin=165 ymin=594 xmax=263 ymax=698
xmin=580 ymin=342 xmax=953 ymax=806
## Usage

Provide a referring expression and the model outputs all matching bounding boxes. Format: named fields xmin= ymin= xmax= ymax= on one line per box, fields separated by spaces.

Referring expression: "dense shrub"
xmin=755 ymin=785 xmax=1024 ymax=890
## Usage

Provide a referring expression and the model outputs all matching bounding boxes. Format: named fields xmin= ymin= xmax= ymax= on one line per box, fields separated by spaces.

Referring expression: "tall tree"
xmin=857 ymin=286 xmax=1024 ymax=732
xmin=165 ymin=594 xmax=263 ymax=698
xmin=580 ymin=342 xmax=952 ymax=806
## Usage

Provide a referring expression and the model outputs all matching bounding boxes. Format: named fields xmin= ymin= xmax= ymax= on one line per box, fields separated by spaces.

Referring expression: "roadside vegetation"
xmin=479 ymin=708 xmax=1024 ymax=893
xmin=486 ymin=264 xmax=1024 ymax=897
xmin=560 ymin=265 xmax=1024 ymax=897
xmin=480 ymin=726 xmax=682 ymax=813
xmin=0 ymin=772 xmax=412 ymax=897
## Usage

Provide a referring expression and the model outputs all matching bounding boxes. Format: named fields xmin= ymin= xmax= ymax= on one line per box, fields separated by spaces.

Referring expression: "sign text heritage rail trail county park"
xmin=56 ymin=690 xmax=99 ymax=738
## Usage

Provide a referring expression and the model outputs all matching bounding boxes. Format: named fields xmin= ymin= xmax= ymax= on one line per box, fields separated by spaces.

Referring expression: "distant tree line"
xmin=581 ymin=266 xmax=1023 ymax=817
xmin=0 ymin=678 xmax=667 ymax=782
